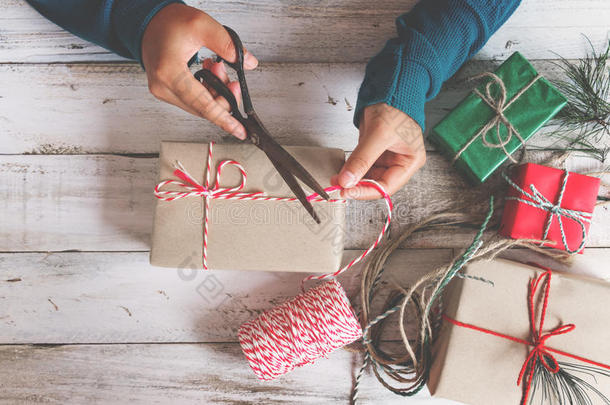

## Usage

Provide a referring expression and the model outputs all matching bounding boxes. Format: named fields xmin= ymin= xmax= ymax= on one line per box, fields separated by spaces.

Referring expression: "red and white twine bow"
xmin=155 ymin=142 xmax=391 ymax=271
xmin=155 ymin=142 xmax=395 ymax=381
xmin=237 ymin=178 xmax=392 ymax=381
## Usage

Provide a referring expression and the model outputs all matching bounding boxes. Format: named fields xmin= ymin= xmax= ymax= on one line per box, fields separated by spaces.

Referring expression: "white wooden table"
xmin=1 ymin=1 xmax=609 ymax=403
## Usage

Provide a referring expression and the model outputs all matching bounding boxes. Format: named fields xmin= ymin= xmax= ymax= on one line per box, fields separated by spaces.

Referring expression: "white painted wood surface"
xmin=1 ymin=249 xmax=607 ymax=345
xmin=2 ymin=0 xmax=608 ymax=63
xmin=0 ymin=60 xmax=581 ymax=154
xmin=0 ymin=343 xmax=463 ymax=405
xmin=0 ymin=249 xmax=453 ymax=344
xmin=1 ymin=153 xmax=608 ymax=252
xmin=1 ymin=0 xmax=609 ymax=403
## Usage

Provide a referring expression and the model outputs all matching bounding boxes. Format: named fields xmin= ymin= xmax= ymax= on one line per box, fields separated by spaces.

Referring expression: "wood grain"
xmin=2 ymin=0 xmax=608 ymax=63
xmin=2 ymin=0 xmax=609 ymax=402
xmin=0 ymin=343 xmax=459 ymax=404
xmin=0 ymin=250 xmax=606 ymax=404
xmin=0 ymin=249 xmax=453 ymax=344
xmin=1 ymin=249 xmax=607 ymax=345
xmin=0 ymin=60 xmax=581 ymax=155
xmin=1 ymin=153 xmax=608 ymax=252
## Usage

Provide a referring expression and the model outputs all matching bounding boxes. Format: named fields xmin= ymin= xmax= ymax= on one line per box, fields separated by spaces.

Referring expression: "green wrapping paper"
xmin=429 ymin=52 xmax=567 ymax=184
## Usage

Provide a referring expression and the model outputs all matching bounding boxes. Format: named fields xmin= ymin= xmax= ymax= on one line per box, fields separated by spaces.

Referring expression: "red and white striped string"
xmin=238 ymin=278 xmax=363 ymax=381
xmin=302 ymin=180 xmax=392 ymax=285
xmin=155 ymin=142 xmax=394 ymax=381
xmin=236 ymin=177 xmax=392 ymax=381
xmin=154 ymin=142 xmax=345 ymax=269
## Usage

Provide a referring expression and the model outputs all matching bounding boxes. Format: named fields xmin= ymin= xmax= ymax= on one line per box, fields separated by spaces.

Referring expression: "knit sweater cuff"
xmin=354 ymin=39 xmax=430 ymax=131
xmin=113 ymin=0 xmax=184 ymax=65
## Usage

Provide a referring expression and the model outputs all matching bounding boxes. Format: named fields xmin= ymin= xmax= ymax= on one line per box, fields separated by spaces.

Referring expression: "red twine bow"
xmin=443 ymin=266 xmax=610 ymax=405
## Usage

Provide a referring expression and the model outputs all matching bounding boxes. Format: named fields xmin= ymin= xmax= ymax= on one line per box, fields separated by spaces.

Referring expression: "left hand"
xmin=333 ymin=103 xmax=426 ymax=199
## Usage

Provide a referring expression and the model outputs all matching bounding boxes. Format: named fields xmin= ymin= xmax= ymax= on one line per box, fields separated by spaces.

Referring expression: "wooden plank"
xmin=1 ymin=0 xmax=608 ymax=63
xmin=1 ymin=153 xmax=608 ymax=252
xmin=0 ymin=343 xmax=457 ymax=405
xmin=0 ymin=250 xmax=606 ymax=404
xmin=0 ymin=249 xmax=452 ymax=344
xmin=0 ymin=60 xmax=581 ymax=154
xmin=1 ymin=249 xmax=606 ymax=345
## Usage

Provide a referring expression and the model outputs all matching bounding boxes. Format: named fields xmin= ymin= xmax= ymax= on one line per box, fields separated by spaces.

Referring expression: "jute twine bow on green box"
xmin=502 ymin=171 xmax=593 ymax=254
xmin=453 ymin=72 xmax=541 ymax=164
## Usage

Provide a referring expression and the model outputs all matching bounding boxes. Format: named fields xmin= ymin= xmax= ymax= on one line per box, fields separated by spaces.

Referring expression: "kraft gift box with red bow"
xmin=499 ymin=163 xmax=600 ymax=254
xmin=150 ymin=141 xmax=346 ymax=272
xmin=428 ymin=259 xmax=610 ymax=405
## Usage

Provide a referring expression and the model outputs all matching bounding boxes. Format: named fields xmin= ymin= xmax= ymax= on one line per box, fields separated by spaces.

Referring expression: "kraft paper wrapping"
xmin=150 ymin=141 xmax=346 ymax=272
xmin=429 ymin=259 xmax=610 ymax=405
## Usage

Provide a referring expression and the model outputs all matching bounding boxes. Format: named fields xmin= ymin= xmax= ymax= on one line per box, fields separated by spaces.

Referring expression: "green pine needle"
xmin=547 ymin=38 xmax=610 ymax=162
xmin=530 ymin=358 xmax=610 ymax=405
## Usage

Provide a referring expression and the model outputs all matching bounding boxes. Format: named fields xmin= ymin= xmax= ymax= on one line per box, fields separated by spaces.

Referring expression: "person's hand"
xmin=333 ymin=103 xmax=426 ymax=199
xmin=141 ymin=3 xmax=258 ymax=139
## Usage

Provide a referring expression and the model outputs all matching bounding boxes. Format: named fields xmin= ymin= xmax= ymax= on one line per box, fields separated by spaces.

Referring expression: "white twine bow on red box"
xmin=154 ymin=141 xmax=394 ymax=381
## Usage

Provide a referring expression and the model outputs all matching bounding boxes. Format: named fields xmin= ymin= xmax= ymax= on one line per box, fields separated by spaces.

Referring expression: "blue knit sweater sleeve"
xmin=354 ymin=0 xmax=521 ymax=130
xmin=26 ymin=0 xmax=183 ymax=64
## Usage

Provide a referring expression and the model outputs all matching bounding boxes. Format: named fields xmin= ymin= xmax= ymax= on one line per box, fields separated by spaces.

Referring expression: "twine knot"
xmin=453 ymin=72 xmax=541 ymax=164
xmin=504 ymin=171 xmax=592 ymax=254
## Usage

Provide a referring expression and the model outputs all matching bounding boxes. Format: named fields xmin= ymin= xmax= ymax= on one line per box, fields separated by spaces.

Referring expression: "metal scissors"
xmin=189 ymin=26 xmax=330 ymax=224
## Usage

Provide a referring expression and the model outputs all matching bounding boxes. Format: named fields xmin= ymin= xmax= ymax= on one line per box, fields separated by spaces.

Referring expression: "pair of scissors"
xmin=188 ymin=26 xmax=330 ymax=224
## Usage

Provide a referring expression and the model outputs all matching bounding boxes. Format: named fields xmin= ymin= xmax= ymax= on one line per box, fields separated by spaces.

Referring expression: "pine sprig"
xmin=548 ymin=38 xmax=610 ymax=162
xmin=530 ymin=358 xmax=610 ymax=405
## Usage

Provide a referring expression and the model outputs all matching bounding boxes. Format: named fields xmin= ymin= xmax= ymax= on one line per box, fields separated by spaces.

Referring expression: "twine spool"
xmin=239 ymin=180 xmax=392 ymax=381
xmin=238 ymin=279 xmax=362 ymax=380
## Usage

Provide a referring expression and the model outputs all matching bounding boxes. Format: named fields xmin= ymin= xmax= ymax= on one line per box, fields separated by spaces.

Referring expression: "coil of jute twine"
xmin=349 ymin=197 xmax=571 ymax=403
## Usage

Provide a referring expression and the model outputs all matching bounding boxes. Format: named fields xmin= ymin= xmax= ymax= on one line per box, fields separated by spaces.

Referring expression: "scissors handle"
xmin=217 ymin=26 xmax=254 ymax=115
xmin=193 ymin=69 xmax=245 ymax=123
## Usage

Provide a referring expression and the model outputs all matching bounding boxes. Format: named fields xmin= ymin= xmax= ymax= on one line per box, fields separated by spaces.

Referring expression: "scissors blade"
xmin=259 ymin=145 xmax=322 ymax=224
xmin=254 ymin=120 xmax=330 ymax=201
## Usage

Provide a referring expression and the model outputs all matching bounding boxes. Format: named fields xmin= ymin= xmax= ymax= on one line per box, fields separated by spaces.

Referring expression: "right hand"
xmin=141 ymin=3 xmax=258 ymax=139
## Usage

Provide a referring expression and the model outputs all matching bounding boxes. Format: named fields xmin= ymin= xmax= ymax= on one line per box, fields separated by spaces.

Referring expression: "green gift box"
xmin=429 ymin=52 xmax=566 ymax=184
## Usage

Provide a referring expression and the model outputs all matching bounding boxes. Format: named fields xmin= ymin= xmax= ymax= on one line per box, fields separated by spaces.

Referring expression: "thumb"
xmin=338 ymin=134 xmax=388 ymax=189
xmin=200 ymin=17 xmax=258 ymax=69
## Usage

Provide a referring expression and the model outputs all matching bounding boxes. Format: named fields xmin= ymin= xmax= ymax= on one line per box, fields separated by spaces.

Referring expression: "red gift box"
xmin=499 ymin=163 xmax=600 ymax=253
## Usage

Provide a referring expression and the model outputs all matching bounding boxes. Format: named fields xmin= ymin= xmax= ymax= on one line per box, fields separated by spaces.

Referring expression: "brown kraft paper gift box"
xmin=150 ymin=141 xmax=346 ymax=272
xmin=428 ymin=258 xmax=610 ymax=405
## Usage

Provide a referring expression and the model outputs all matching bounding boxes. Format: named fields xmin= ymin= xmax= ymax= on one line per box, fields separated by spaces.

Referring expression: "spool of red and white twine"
xmin=239 ymin=182 xmax=392 ymax=381
xmin=154 ymin=142 xmax=393 ymax=381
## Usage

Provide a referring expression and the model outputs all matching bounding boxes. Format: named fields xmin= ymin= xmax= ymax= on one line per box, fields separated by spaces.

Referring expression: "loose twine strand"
xmin=350 ymin=198 xmax=571 ymax=403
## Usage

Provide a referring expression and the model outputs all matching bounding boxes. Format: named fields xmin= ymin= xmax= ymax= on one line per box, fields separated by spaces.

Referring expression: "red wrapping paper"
xmin=499 ymin=163 xmax=600 ymax=253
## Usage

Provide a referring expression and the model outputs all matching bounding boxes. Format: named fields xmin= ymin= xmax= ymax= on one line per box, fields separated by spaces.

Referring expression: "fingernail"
xmin=339 ymin=170 xmax=357 ymax=188
xmin=244 ymin=52 xmax=258 ymax=69
xmin=233 ymin=127 xmax=247 ymax=140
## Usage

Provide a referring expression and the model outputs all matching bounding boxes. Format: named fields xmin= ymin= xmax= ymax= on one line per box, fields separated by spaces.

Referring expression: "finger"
xmin=364 ymin=166 xmax=386 ymax=180
xmin=211 ymin=81 xmax=241 ymax=111
xmin=171 ymin=70 xmax=247 ymax=139
xmin=201 ymin=57 xmax=215 ymax=71
xmin=338 ymin=135 xmax=389 ymax=189
xmin=342 ymin=155 xmax=424 ymax=200
xmin=209 ymin=60 xmax=230 ymax=83
xmin=199 ymin=15 xmax=259 ymax=69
